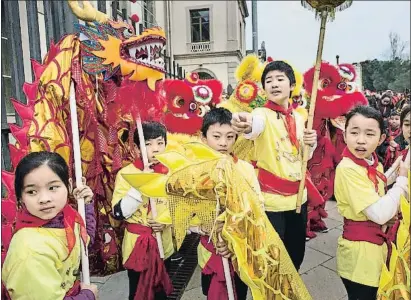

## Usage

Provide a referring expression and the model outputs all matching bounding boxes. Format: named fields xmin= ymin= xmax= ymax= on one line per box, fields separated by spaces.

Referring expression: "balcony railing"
xmin=190 ymin=41 xmax=212 ymax=53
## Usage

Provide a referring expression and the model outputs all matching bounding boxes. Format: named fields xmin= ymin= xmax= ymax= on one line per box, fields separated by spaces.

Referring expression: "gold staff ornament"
xmin=296 ymin=0 xmax=353 ymax=213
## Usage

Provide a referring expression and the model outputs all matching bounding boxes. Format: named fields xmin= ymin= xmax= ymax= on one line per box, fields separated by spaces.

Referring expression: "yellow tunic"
xmin=112 ymin=163 xmax=174 ymax=264
xmin=335 ymin=157 xmax=387 ymax=287
xmin=2 ymin=226 xmax=82 ymax=300
xmin=252 ymin=107 xmax=308 ymax=212
xmin=198 ymin=158 xmax=265 ymax=268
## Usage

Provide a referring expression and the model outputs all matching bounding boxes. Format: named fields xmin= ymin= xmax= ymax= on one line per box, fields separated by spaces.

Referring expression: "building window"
xmin=1 ymin=1 xmax=14 ymax=115
xmin=143 ymin=0 xmax=155 ymax=28
xmin=190 ymin=9 xmax=210 ymax=43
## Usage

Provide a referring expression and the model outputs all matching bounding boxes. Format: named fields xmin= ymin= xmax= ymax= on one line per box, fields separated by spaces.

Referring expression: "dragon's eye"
xmin=337 ymin=82 xmax=347 ymax=91
xmin=189 ymin=102 xmax=197 ymax=111
xmin=196 ymin=106 xmax=207 ymax=117
xmin=320 ymin=78 xmax=331 ymax=89
xmin=172 ymin=96 xmax=185 ymax=108
xmin=123 ymin=28 xmax=133 ymax=38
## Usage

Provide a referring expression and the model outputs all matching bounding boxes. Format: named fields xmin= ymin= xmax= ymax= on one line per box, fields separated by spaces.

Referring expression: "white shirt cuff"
xmin=244 ymin=115 xmax=265 ymax=140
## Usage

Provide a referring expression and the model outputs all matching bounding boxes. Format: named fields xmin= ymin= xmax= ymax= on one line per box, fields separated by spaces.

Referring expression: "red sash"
xmin=200 ymin=236 xmax=238 ymax=300
xmin=343 ymin=218 xmax=392 ymax=265
xmin=256 ymin=167 xmax=325 ymax=208
xmin=66 ymin=280 xmax=81 ymax=296
xmin=264 ymin=101 xmax=299 ymax=149
xmin=123 ymin=223 xmax=173 ymax=300
xmin=14 ymin=204 xmax=88 ymax=257
xmin=341 ymin=148 xmax=387 ymax=192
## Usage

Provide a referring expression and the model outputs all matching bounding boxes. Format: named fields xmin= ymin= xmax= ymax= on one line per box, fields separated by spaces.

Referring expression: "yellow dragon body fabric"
xmin=123 ymin=143 xmax=312 ymax=300
xmin=377 ymin=171 xmax=410 ymax=300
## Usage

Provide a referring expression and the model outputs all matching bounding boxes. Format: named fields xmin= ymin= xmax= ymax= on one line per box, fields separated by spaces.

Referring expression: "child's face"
xmin=387 ymin=117 xmax=393 ymax=127
xmin=21 ymin=165 xmax=68 ymax=220
xmin=402 ymin=113 xmax=410 ymax=142
xmin=390 ymin=115 xmax=400 ymax=129
xmin=381 ymin=97 xmax=391 ymax=105
xmin=344 ymin=114 xmax=385 ymax=159
xmin=202 ymin=123 xmax=236 ymax=154
xmin=264 ymin=70 xmax=295 ymax=104
xmin=145 ymin=136 xmax=166 ymax=163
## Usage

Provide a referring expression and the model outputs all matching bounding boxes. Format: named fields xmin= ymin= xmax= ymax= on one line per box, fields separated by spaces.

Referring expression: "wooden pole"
xmin=218 ymin=234 xmax=235 ymax=300
xmin=135 ymin=116 xmax=165 ymax=259
xmin=296 ymin=10 xmax=328 ymax=213
xmin=69 ymin=82 xmax=91 ymax=284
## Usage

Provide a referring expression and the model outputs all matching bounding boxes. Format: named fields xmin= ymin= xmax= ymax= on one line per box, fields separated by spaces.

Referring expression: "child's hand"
xmin=148 ymin=218 xmax=166 ymax=233
xmin=71 ymin=177 xmax=94 ymax=204
xmin=216 ymin=239 xmax=232 ymax=258
xmin=390 ymin=140 xmax=398 ymax=148
xmin=398 ymin=160 xmax=409 ymax=177
xmin=231 ymin=112 xmax=253 ymax=134
xmin=80 ymin=283 xmax=98 ymax=298
xmin=385 ymin=216 xmax=398 ymax=227
xmin=303 ymin=129 xmax=317 ymax=147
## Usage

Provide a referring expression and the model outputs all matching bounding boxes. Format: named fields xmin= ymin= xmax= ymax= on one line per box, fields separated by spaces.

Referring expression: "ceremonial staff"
xmin=296 ymin=0 xmax=353 ymax=213
xmin=69 ymin=82 xmax=91 ymax=284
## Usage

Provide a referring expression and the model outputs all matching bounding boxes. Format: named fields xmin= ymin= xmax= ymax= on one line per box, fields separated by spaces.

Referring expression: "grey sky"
xmin=246 ymin=1 xmax=410 ymax=72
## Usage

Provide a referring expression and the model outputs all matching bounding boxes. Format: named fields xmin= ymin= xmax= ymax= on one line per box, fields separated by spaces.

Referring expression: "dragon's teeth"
xmin=129 ymin=47 xmax=137 ymax=58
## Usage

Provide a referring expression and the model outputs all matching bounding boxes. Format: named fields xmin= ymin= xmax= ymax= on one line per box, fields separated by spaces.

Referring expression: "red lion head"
xmin=161 ymin=72 xmax=223 ymax=134
xmin=304 ymin=62 xmax=368 ymax=120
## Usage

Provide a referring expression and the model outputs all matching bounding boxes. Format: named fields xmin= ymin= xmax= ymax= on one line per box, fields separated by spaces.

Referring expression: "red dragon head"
xmin=161 ymin=72 xmax=223 ymax=134
xmin=304 ymin=62 xmax=368 ymax=120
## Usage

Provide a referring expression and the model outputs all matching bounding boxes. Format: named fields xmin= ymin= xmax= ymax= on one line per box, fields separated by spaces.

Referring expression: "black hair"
xmin=201 ymin=107 xmax=233 ymax=137
xmin=345 ymin=105 xmax=385 ymax=135
xmin=133 ymin=121 xmax=167 ymax=149
xmin=390 ymin=108 xmax=401 ymax=117
xmin=261 ymin=61 xmax=296 ymax=90
xmin=14 ymin=151 xmax=69 ymax=201
xmin=400 ymin=105 xmax=410 ymax=127
xmin=380 ymin=93 xmax=392 ymax=102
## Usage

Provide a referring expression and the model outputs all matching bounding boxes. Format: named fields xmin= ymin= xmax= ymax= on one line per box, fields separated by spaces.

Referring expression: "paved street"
xmin=94 ymin=201 xmax=347 ymax=300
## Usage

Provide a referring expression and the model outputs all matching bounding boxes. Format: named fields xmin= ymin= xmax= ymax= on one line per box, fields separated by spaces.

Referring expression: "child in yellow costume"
xmin=192 ymin=108 xmax=264 ymax=300
xmin=334 ymin=106 xmax=409 ymax=299
xmin=111 ymin=121 xmax=174 ymax=300
xmin=121 ymin=143 xmax=312 ymax=299
xmin=219 ymin=55 xmax=307 ymax=163
xmin=2 ymin=152 xmax=98 ymax=300
xmin=231 ymin=60 xmax=322 ymax=270
xmin=377 ymin=105 xmax=410 ymax=300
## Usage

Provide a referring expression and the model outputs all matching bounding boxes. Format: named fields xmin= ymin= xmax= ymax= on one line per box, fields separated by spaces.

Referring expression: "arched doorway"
xmin=198 ymin=71 xmax=214 ymax=80
xmin=192 ymin=68 xmax=217 ymax=80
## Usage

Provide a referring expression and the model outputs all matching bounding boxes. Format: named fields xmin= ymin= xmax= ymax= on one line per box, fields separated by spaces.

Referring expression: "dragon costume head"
xmin=162 ymin=72 xmax=223 ymax=135
xmin=73 ymin=1 xmax=166 ymax=91
xmin=304 ymin=61 xmax=368 ymax=121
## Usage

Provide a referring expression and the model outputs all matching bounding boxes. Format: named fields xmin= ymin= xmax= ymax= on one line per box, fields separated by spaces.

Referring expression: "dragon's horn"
xmin=68 ymin=0 xmax=109 ymax=23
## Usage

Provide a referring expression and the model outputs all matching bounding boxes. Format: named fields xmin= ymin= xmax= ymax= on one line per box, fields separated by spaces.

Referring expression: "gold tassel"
xmin=301 ymin=0 xmax=353 ymax=21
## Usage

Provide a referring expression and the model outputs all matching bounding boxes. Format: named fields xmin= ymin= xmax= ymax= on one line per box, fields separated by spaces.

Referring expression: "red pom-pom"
xmin=130 ymin=14 xmax=139 ymax=23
